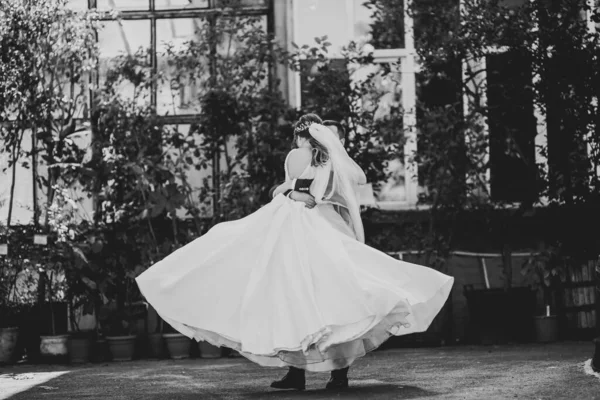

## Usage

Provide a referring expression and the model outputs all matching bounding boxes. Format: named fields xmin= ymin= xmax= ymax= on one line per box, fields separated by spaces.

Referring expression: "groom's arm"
xmin=270 ymin=179 xmax=314 ymax=199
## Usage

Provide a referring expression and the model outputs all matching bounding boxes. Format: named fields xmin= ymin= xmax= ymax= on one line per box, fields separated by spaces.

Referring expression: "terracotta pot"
xmin=198 ymin=341 xmax=222 ymax=359
xmin=534 ymin=315 xmax=558 ymax=343
xmin=148 ymin=333 xmax=166 ymax=359
xmin=106 ymin=335 xmax=136 ymax=361
xmin=91 ymin=339 xmax=109 ymax=363
xmin=163 ymin=333 xmax=192 ymax=359
xmin=40 ymin=335 xmax=69 ymax=360
xmin=592 ymin=337 xmax=600 ymax=373
xmin=69 ymin=334 xmax=92 ymax=363
xmin=0 ymin=327 xmax=19 ymax=364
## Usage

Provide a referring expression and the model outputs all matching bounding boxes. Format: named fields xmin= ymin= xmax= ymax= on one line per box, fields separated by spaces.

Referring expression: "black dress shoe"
xmin=270 ymin=367 xmax=306 ymax=390
xmin=326 ymin=366 xmax=349 ymax=390
xmin=325 ymin=376 xmax=349 ymax=390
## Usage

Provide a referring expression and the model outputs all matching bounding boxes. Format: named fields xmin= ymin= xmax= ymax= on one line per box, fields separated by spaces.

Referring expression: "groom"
xmin=269 ymin=119 xmax=352 ymax=391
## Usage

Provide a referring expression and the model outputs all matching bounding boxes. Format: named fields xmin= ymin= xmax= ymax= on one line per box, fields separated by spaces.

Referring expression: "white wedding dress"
xmin=136 ymin=125 xmax=454 ymax=372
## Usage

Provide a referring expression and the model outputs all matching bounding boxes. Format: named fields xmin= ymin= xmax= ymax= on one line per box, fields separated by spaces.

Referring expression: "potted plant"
xmin=0 ymin=226 xmax=20 ymax=364
xmin=97 ymin=271 xmax=146 ymax=362
xmin=66 ymin=286 xmax=95 ymax=364
xmin=147 ymin=312 xmax=167 ymax=359
xmin=0 ymin=302 xmax=20 ymax=364
xmin=65 ymin=271 xmax=95 ymax=364
xmin=162 ymin=322 xmax=193 ymax=360
xmin=198 ymin=340 xmax=222 ymax=359
xmin=521 ymin=244 xmax=567 ymax=343
xmin=36 ymin=236 xmax=71 ymax=363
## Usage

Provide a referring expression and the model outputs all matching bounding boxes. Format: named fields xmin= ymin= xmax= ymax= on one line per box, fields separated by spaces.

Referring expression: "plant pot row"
xmin=106 ymin=333 xmax=225 ymax=361
xmin=0 ymin=328 xmax=227 ymax=364
xmin=0 ymin=328 xmax=75 ymax=364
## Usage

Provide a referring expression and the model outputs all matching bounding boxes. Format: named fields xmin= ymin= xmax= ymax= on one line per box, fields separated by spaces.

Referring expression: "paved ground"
xmin=1 ymin=342 xmax=599 ymax=400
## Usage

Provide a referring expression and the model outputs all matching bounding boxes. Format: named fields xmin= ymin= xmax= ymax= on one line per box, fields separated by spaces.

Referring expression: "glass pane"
xmin=214 ymin=0 xmax=267 ymax=6
xmin=96 ymin=0 xmax=149 ymax=10
xmin=66 ymin=0 xmax=89 ymax=10
xmin=499 ymin=0 xmax=527 ymax=8
xmin=98 ymin=20 xmax=151 ymax=102
xmin=294 ymin=0 xmax=352 ymax=55
xmin=595 ymin=0 xmax=600 ymax=31
xmin=351 ymin=62 xmax=405 ymax=202
xmin=163 ymin=124 xmax=213 ymax=219
xmin=216 ymin=16 xmax=267 ymax=57
xmin=56 ymin=73 xmax=91 ymax=120
xmin=237 ymin=0 xmax=267 ymax=5
xmin=353 ymin=0 xmax=372 ymax=42
xmin=368 ymin=1 xmax=404 ymax=49
xmin=98 ymin=19 xmax=151 ymax=60
xmin=300 ymin=58 xmax=349 ymax=111
xmin=486 ymin=52 xmax=537 ymax=202
xmin=155 ymin=0 xmax=208 ymax=9
xmin=0 ymin=131 xmax=35 ymax=225
xmin=156 ymin=18 xmax=209 ymax=115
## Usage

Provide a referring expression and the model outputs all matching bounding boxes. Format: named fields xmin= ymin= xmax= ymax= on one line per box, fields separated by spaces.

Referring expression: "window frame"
xmin=459 ymin=0 xmax=550 ymax=208
xmin=461 ymin=0 xmax=600 ymax=206
xmin=86 ymin=0 xmax=273 ymax=126
xmin=290 ymin=0 xmax=423 ymax=211
xmin=0 ymin=0 xmax=274 ymax=226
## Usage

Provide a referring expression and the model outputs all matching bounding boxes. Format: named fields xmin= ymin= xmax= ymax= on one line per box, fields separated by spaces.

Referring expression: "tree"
xmin=0 ymin=0 xmax=100 ymax=329
xmin=0 ymin=0 xmax=99 ymax=227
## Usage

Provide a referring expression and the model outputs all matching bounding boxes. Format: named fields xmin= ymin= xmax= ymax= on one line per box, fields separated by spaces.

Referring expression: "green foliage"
xmin=0 ymin=0 xmax=100 ymax=226
xmin=521 ymin=243 xmax=567 ymax=306
xmin=364 ymin=0 xmax=405 ymax=49
xmin=404 ymin=0 xmax=600 ymax=280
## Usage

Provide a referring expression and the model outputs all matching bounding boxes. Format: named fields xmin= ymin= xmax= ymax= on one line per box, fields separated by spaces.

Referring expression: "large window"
xmin=292 ymin=0 xmax=420 ymax=209
xmin=486 ymin=51 xmax=537 ymax=202
xmin=155 ymin=0 xmax=209 ymax=9
xmin=156 ymin=18 xmax=207 ymax=115
xmin=0 ymin=0 xmax=273 ymax=225
xmin=98 ymin=19 xmax=152 ymax=103
xmin=458 ymin=0 xmax=550 ymax=204
xmin=93 ymin=0 xmax=271 ymax=122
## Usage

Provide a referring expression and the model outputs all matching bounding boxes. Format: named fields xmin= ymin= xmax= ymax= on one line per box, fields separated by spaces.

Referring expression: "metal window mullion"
xmin=403 ymin=0 xmax=418 ymax=205
xmin=529 ymin=0 xmax=549 ymax=204
xmin=207 ymin=15 xmax=221 ymax=217
xmin=460 ymin=0 xmax=490 ymax=199
xmin=586 ymin=0 xmax=597 ymax=34
xmin=462 ymin=55 xmax=490 ymax=198
xmin=584 ymin=1 xmax=599 ymax=180
xmin=150 ymin=8 xmax=157 ymax=111
xmin=290 ymin=0 xmax=301 ymax=109
xmin=266 ymin=0 xmax=275 ymax=94
xmin=98 ymin=7 xmax=269 ymax=21
xmin=90 ymin=0 xmax=100 ymax=220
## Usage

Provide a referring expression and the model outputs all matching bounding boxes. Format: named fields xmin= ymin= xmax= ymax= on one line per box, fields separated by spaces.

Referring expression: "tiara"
xmin=294 ymin=121 xmax=315 ymax=133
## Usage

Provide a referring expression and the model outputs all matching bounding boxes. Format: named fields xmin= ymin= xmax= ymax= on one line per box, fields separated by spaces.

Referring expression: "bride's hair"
xmin=293 ymin=113 xmax=330 ymax=167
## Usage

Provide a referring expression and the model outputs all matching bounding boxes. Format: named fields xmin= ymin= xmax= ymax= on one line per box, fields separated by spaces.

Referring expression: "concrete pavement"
xmin=1 ymin=342 xmax=598 ymax=399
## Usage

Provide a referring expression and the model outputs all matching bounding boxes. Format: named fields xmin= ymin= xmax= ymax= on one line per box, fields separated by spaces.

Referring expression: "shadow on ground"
xmin=1 ymin=342 xmax=599 ymax=400
xmin=244 ymin=384 xmax=437 ymax=399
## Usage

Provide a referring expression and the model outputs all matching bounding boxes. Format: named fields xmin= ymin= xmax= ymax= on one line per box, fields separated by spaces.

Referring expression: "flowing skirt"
xmin=136 ymin=195 xmax=454 ymax=372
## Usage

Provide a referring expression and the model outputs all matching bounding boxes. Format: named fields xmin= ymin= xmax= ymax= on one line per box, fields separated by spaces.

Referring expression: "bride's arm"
xmin=272 ymin=148 xmax=312 ymax=197
xmin=272 ymin=180 xmax=294 ymax=197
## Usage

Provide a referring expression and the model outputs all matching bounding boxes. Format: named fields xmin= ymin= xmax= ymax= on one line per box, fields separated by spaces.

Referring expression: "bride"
xmin=136 ymin=113 xmax=454 ymax=385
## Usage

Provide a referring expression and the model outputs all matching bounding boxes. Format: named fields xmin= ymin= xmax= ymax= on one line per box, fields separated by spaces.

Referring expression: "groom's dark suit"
xmin=268 ymin=179 xmax=313 ymax=199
